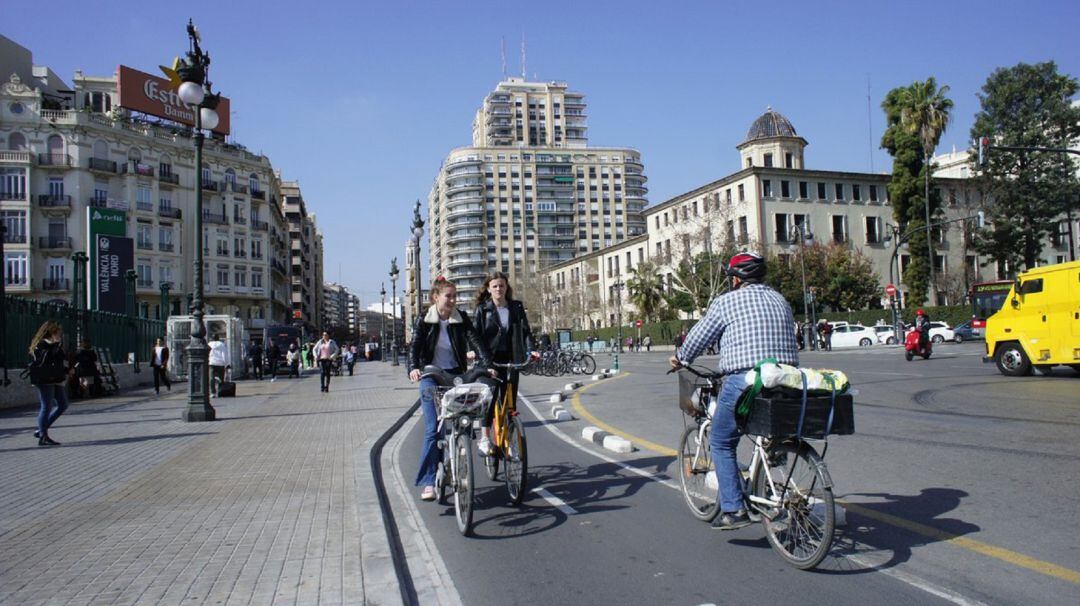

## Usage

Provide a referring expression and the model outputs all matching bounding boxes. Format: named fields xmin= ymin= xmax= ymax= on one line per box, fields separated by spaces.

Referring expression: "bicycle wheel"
xmin=503 ymin=415 xmax=528 ymax=505
xmin=678 ymin=424 xmax=719 ymax=521
xmin=580 ymin=354 xmax=596 ymax=375
xmin=483 ymin=452 xmax=499 ymax=481
xmin=752 ymin=441 xmax=835 ymax=569
xmin=453 ymin=433 xmax=475 ymax=536
xmin=435 ymin=436 xmax=450 ymax=505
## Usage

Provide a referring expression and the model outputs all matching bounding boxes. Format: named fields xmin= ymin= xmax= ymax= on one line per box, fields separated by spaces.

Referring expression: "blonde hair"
xmin=429 ymin=277 xmax=457 ymax=303
xmin=29 ymin=320 xmax=62 ymax=354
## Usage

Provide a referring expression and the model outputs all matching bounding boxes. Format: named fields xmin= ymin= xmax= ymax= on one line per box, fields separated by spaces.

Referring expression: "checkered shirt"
xmin=677 ymin=283 xmax=799 ymax=374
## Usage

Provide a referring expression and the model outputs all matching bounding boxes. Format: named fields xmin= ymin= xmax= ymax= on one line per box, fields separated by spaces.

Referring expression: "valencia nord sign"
xmin=117 ymin=65 xmax=231 ymax=135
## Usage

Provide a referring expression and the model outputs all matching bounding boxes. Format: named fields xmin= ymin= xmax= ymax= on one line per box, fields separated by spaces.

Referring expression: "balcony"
xmin=37 ymin=153 xmax=71 ymax=166
xmin=158 ymin=207 xmax=182 ymax=219
xmin=137 ymin=278 xmax=153 ymax=288
xmin=201 ymin=180 xmax=219 ymax=192
xmin=3 ymin=232 xmax=27 ymax=244
xmin=251 ymin=189 xmax=265 ymax=200
xmin=121 ymin=161 xmax=155 ymax=177
xmin=159 ymin=242 xmax=175 ymax=252
xmin=88 ymin=157 xmax=117 ymax=173
xmin=88 ymin=197 xmax=109 ymax=209
xmin=136 ymin=201 xmax=154 ymax=213
xmin=159 ymin=172 xmax=180 ymax=186
xmin=226 ymin=182 xmax=248 ymax=194
xmin=251 ymin=219 xmax=269 ymax=231
xmin=37 ymin=194 xmax=72 ymax=211
xmin=0 ymin=191 xmax=27 ymax=201
xmin=41 ymin=278 xmax=70 ymax=291
xmin=233 ymin=216 xmax=248 ymax=226
xmin=137 ymin=240 xmax=154 ymax=251
xmin=0 ymin=150 xmax=32 ymax=163
xmin=235 ymin=250 xmax=248 ymax=258
xmin=202 ymin=211 xmax=229 ymax=225
xmin=38 ymin=236 xmax=73 ymax=250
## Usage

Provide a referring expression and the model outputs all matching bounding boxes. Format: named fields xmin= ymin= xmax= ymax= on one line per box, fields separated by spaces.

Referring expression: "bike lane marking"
xmin=532 ymin=487 xmax=578 ymax=515
xmin=558 ymin=377 xmax=1080 ymax=588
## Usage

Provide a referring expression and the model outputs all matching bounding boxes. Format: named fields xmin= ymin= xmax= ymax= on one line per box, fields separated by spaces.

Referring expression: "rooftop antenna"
xmin=866 ymin=74 xmax=875 ymax=173
xmin=521 ymin=32 xmax=526 ymax=79
xmin=501 ymin=37 xmax=507 ymax=79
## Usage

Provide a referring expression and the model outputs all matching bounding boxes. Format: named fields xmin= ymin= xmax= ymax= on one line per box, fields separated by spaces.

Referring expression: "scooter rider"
xmin=914 ymin=309 xmax=931 ymax=351
xmin=668 ymin=251 xmax=799 ymax=530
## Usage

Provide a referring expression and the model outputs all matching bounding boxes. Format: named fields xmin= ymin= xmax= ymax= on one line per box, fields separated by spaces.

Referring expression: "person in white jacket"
xmin=313 ymin=332 xmax=340 ymax=392
xmin=207 ymin=333 xmax=231 ymax=397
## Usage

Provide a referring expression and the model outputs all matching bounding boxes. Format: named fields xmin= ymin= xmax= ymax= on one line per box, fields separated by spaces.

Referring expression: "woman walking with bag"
xmin=27 ymin=321 xmax=71 ymax=446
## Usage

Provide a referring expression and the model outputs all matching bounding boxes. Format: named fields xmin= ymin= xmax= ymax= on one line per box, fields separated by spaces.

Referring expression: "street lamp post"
xmin=71 ymin=251 xmax=88 ymax=345
xmin=410 ymin=200 xmax=425 ymax=337
xmin=380 ymin=283 xmax=386 ymax=362
xmin=0 ymin=225 xmax=9 ymax=386
xmin=789 ymin=225 xmax=815 ymax=350
xmin=173 ymin=20 xmax=223 ymax=422
xmin=389 ymin=259 xmax=400 ymax=366
xmin=159 ymin=281 xmax=172 ymax=323
xmin=612 ymin=280 xmax=624 ymax=371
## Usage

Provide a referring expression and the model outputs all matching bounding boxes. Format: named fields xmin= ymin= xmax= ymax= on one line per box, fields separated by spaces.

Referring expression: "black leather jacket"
xmin=473 ymin=299 xmax=534 ymax=363
xmin=408 ymin=306 xmax=491 ymax=373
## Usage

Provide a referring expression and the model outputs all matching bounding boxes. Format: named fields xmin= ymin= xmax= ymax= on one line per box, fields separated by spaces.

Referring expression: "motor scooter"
xmin=904 ymin=329 xmax=932 ymax=361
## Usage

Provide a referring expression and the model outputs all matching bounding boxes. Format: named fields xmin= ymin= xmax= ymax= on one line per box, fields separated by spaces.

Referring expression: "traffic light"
xmin=977 ymin=136 xmax=990 ymax=168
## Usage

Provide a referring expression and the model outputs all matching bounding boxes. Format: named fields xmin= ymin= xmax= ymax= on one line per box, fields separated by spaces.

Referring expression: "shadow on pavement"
xmin=0 ymin=431 xmax=214 ymax=452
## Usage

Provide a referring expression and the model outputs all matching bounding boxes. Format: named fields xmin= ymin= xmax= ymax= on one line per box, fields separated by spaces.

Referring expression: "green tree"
xmin=766 ymin=244 xmax=880 ymax=313
xmin=882 ymin=79 xmax=952 ymax=306
xmin=670 ymin=251 xmax=729 ymax=316
xmin=625 ymin=260 xmax=667 ymax=322
xmin=971 ymin=61 xmax=1080 ymax=271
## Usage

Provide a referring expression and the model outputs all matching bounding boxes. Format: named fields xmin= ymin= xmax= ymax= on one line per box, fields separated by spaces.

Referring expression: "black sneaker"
xmin=711 ymin=510 xmax=752 ymax=530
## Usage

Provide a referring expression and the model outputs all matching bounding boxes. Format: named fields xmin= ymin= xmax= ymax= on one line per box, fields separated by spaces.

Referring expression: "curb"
xmin=549 ymin=393 xmax=565 ymax=403
xmin=581 ymin=425 xmax=633 ymax=453
xmin=550 ymin=405 xmax=571 ymax=421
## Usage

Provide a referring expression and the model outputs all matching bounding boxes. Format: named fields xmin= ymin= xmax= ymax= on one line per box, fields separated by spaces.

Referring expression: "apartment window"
xmin=48 ymin=177 xmax=64 ymax=198
xmin=159 ymin=265 xmax=173 ymax=286
xmin=201 ymin=167 xmax=211 ymax=183
xmin=136 ymin=185 xmax=152 ymax=211
xmin=869 ymin=185 xmax=879 ymax=202
xmin=726 ymin=219 xmax=735 ymax=241
xmin=933 ymin=255 xmax=946 ymax=273
xmin=160 ymin=197 xmax=173 ymax=211
xmin=0 ymin=168 xmax=27 ymax=200
xmin=655 ymin=216 xmax=660 ymax=229
xmin=865 ymin=216 xmax=882 ymax=244
xmin=159 ymin=226 xmax=173 ymax=249
xmin=4 ymin=252 xmax=28 ymax=285
xmin=852 ymin=184 xmax=862 ymax=201
xmin=763 ymin=153 xmax=773 ymax=167
xmin=831 ymin=215 xmax=848 ymax=243
xmin=137 ymin=262 xmax=153 ymax=287
xmin=762 ymin=180 xmax=772 ymax=198
xmin=235 ymin=270 xmax=247 ymax=288
xmin=251 ymin=239 xmax=263 ymax=259
xmin=252 ymin=270 xmax=264 ymax=289
xmin=160 ymin=162 xmax=173 ymax=177
xmin=780 ymin=180 xmax=791 ymax=198
xmin=785 ymin=152 xmax=794 ymax=168
xmin=798 ymin=181 xmax=808 ymax=199
xmin=775 ymin=214 xmax=790 ymax=243
xmin=1 ymin=210 xmax=27 ymax=241
xmin=137 ymin=222 xmax=153 ymax=249
xmin=656 ymin=242 xmax=663 ymax=257
xmin=834 ymin=183 xmax=845 ymax=201
xmin=216 ymin=237 xmax=229 ymax=256
xmin=738 ymin=184 xmax=745 ymax=202
xmin=216 ymin=266 xmax=230 ymax=286
xmin=817 ymin=182 xmax=827 ymax=200
xmin=725 ymin=189 xmax=732 ymax=204
xmin=738 ymin=217 xmax=748 ymax=244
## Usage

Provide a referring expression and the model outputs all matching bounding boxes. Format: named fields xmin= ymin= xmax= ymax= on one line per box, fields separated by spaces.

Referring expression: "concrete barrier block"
xmin=549 ymin=393 xmax=564 ymax=403
xmin=591 ymin=374 xmax=606 ymax=381
xmin=608 ymin=368 xmax=621 ymax=374
xmin=582 ymin=426 xmax=603 ymax=442
xmin=602 ymin=435 xmax=633 ymax=453
xmin=563 ymin=382 xmax=581 ymax=392
xmin=553 ymin=409 xmax=572 ymax=422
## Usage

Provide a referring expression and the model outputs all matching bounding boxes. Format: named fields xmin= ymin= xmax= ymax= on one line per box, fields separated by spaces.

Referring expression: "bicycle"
xmin=481 ymin=360 xmax=533 ymax=505
xmin=422 ymin=366 xmax=496 ymax=536
xmin=673 ymin=364 xmax=848 ymax=570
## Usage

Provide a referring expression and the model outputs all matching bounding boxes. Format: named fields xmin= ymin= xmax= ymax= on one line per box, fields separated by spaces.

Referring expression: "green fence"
xmin=1 ymin=295 xmax=165 ymax=369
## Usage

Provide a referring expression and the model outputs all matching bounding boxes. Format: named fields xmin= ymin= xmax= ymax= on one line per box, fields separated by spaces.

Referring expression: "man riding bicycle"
xmin=669 ymin=251 xmax=799 ymax=530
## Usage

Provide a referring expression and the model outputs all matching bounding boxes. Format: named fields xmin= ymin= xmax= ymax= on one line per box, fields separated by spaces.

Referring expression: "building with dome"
xmin=539 ymin=107 xmax=988 ymax=332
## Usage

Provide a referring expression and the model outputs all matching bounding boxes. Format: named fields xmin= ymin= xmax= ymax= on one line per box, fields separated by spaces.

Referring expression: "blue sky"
xmin=8 ymin=0 xmax=1079 ymax=305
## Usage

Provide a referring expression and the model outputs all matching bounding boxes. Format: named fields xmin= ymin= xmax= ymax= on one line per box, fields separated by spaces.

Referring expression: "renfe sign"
xmin=117 ymin=65 xmax=231 ymax=136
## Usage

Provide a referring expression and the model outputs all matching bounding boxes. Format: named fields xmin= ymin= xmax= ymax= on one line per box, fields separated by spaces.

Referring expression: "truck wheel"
xmin=995 ymin=343 xmax=1032 ymax=377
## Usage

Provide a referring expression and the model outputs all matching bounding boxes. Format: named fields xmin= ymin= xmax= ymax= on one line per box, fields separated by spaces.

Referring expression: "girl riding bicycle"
xmin=472 ymin=272 xmax=536 ymax=456
xmin=408 ymin=277 xmax=492 ymax=501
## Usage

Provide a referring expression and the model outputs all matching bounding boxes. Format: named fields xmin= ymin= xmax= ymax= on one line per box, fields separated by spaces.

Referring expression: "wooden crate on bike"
xmin=743 ymin=388 xmax=854 ymax=439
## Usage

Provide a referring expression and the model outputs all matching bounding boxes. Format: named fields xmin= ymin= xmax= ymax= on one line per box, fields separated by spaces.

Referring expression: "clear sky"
xmin=7 ymin=0 xmax=1079 ymax=306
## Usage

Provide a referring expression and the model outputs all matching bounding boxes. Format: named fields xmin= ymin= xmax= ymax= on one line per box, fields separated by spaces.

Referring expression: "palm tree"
xmin=626 ymin=260 xmax=666 ymax=322
xmin=900 ymin=77 xmax=954 ymax=300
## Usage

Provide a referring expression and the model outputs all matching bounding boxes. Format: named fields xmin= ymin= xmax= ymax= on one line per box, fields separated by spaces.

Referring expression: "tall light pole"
xmin=789 ymin=224 xmax=815 ymax=350
xmin=173 ymin=20 xmax=223 ymax=422
xmin=0 ymin=225 xmax=9 ymax=386
xmin=410 ymin=200 xmax=425 ymax=337
xmin=612 ymin=279 xmax=624 ymax=371
xmin=380 ymin=283 xmax=386 ymax=362
xmin=389 ymin=258 xmax=399 ymax=366
xmin=159 ymin=281 xmax=172 ymax=323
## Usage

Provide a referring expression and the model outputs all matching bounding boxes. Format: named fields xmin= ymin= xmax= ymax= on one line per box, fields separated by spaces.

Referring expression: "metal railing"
xmin=37 ymin=153 xmax=71 ymax=166
xmin=39 ymin=236 xmax=73 ymax=249
xmin=3 ymin=232 xmax=26 ymax=244
xmin=41 ymin=278 xmax=70 ymax=291
xmin=159 ymin=172 xmax=180 ymax=185
xmin=202 ymin=212 xmax=228 ymax=225
xmin=158 ymin=207 xmax=182 ymax=219
xmin=250 ymin=219 xmax=269 ymax=231
xmin=38 ymin=194 xmax=72 ymax=208
xmin=88 ymin=158 xmax=117 ymax=173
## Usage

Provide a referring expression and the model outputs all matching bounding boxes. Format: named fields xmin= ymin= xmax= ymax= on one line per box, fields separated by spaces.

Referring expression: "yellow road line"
xmin=570 ymin=374 xmax=1080 ymax=585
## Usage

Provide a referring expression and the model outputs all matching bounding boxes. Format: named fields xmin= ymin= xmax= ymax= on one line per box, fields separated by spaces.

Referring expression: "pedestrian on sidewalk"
xmin=150 ymin=337 xmax=171 ymax=395
xmin=26 ymin=321 xmax=70 ymax=446
xmin=286 ymin=343 xmax=301 ymax=379
xmin=73 ymin=339 xmax=101 ymax=398
xmin=248 ymin=340 xmax=264 ymax=381
xmin=208 ymin=333 xmax=231 ymax=397
xmin=314 ymin=331 xmax=339 ymax=392
xmin=267 ymin=342 xmax=281 ymax=382
xmin=643 ymin=334 xmax=652 ymax=352
xmin=344 ymin=345 xmax=356 ymax=375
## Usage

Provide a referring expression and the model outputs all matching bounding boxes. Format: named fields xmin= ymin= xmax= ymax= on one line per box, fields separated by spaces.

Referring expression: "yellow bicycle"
xmin=482 ymin=361 xmax=530 ymax=505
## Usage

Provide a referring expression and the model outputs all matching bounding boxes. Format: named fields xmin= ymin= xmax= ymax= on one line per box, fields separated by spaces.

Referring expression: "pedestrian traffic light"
xmin=977 ymin=136 xmax=990 ymax=168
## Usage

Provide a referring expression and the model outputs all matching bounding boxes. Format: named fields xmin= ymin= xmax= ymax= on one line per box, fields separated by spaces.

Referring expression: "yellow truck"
xmin=984 ymin=260 xmax=1080 ymax=376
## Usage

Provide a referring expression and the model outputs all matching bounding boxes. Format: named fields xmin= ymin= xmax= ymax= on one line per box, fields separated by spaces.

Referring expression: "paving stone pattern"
xmin=0 ymin=363 xmax=415 ymax=606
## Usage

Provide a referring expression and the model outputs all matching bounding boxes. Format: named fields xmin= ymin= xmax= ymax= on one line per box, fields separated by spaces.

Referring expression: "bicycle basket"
xmin=677 ymin=369 xmax=717 ymax=417
xmin=441 ymin=384 xmax=492 ymax=415
xmin=743 ymin=387 xmax=855 ymax=439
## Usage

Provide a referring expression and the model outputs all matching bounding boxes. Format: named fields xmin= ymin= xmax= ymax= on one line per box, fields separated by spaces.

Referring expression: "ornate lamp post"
xmin=789 ymin=224 xmax=815 ymax=350
xmin=71 ymin=251 xmax=88 ymax=345
xmin=172 ymin=20 xmax=223 ymax=422
xmin=0 ymin=225 xmax=9 ymax=386
xmin=389 ymin=259 xmax=400 ymax=366
xmin=612 ymin=279 xmax=624 ymax=371
xmin=380 ymin=283 xmax=386 ymax=362
xmin=159 ymin=281 xmax=172 ymax=323
xmin=410 ymin=200 xmax=425 ymax=333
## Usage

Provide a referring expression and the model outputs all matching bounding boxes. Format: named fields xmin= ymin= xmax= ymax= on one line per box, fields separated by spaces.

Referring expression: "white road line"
xmin=533 ymin=487 xmax=578 ymax=515
xmin=519 ymin=393 xmax=986 ymax=606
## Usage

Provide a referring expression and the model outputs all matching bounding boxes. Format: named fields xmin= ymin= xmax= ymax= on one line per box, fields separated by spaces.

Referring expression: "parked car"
xmin=952 ymin=320 xmax=980 ymax=343
xmin=927 ymin=322 xmax=955 ymax=343
xmin=873 ymin=325 xmax=899 ymax=345
xmin=830 ymin=324 xmax=877 ymax=348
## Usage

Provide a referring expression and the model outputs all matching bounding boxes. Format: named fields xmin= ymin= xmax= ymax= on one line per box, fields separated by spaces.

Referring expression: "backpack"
xmin=26 ymin=343 xmax=68 ymax=385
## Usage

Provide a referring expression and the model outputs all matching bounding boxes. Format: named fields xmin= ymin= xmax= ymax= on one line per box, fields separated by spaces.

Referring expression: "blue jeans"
xmin=711 ymin=371 xmax=748 ymax=513
xmin=415 ymin=376 xmax=443 ymax=487
xmin=36 ymin=384 xmax=70 ymax=435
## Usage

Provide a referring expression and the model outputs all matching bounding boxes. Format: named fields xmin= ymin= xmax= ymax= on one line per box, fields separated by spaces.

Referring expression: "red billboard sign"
xmin=117 ymin=65 xmax=230 ymax=136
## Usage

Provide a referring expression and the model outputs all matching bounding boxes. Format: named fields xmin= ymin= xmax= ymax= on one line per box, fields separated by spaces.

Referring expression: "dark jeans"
xmin=269 ymin=359 xmax=279 ymax=377
xmin=36 ymin=383 xmax=69 ymax=435
xmin=319 ymin=359 xmax=333 ymax=389
xmin=210 ymin=366 xmax=227 ymax=396
xmin=251 ymin=357 xmax=263 ymax=380
xmin=415 ymin=366 xmax=462 ymax=487
xmin=289 ymin=361 xmax=299 ymax=378
xmin=152 ymin=365 xmax=170 ymax=392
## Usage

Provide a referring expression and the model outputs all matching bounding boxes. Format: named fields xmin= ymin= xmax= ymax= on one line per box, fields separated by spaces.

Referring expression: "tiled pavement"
xmin=0 ymin=362 xmax=416 ymax=606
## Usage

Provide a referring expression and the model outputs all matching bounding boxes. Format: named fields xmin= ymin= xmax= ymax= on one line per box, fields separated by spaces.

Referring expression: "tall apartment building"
xmin=0 ymin=36 xmax=291 ymax=339
xmin=322 ymin=281 xmax=358 ymax=338
xmin=428 ymin=77 xmax=649 ymax=302
xmin=282 ymin=182 xmax=323 ymax=334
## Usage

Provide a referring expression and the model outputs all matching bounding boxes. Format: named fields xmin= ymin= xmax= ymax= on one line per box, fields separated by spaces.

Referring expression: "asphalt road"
xmin=391 ymin=342 xmax=1080 ymax=604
